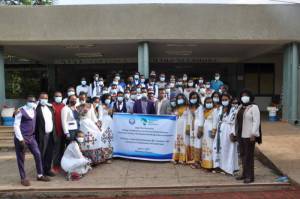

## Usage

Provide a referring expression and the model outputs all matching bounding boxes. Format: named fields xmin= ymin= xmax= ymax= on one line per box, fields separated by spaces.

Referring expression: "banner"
xmin=112 ymin=113 xmax=177 ymax=161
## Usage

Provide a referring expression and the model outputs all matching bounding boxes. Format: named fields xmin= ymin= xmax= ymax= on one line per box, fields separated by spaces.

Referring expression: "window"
xmin=244 ymin=64 xmax=274 ymax=96
xmin=5 ymin=65 xmax=47 ymax=99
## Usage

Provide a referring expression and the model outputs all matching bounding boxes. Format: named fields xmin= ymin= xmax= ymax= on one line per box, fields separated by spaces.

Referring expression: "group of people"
xmin=13 ymin=70 xmax=261 ymax=186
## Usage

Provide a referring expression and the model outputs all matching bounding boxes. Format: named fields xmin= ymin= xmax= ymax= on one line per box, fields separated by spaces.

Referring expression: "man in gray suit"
xmin=155 ymin=88 xmax=172 ymax=115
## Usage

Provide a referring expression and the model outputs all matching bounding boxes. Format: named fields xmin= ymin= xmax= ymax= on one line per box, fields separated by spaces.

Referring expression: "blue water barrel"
xmin=2 ymin=117 xmax=15 ymax=126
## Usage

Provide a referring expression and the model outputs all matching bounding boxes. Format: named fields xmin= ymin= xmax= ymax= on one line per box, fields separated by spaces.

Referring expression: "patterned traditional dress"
xmin=187 ymin=105 xmax=204 ymax=164
xmin=201 ymin=108 xmax=218 ymax=169
xmin=173 ymin=106 xmax=191 ymax=163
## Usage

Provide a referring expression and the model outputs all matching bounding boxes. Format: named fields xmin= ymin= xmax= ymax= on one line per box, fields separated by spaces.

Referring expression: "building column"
xmin=282 ymin=43 xmax=299 ymax=124
xmin=0 ymin=47 xmax=5 ymax=106
xmin=138 ymin=42 xmax=149 ymax=78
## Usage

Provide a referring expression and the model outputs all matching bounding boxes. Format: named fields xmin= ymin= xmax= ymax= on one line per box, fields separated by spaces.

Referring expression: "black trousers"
xmin=41 ymin=132 xmax=54 ymax=173
xmin=53 ymin=134 xmax=66 ymax=167
xmin=239 ymin=138 xmax=255 ymax=180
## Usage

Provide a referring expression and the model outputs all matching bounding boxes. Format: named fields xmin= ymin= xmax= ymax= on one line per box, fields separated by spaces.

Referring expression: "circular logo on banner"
xmin=129 ymin=118 xmax=135 ymax=125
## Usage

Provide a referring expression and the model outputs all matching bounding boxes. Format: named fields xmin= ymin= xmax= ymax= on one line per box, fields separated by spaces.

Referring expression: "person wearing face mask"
xmin=113 ymin=92 xmax=127 ymax=113
xmin=198 ymin=85 xmax=207 ymax=105
xmin=139 ymin=74 xmax=146 ymax=88
xmin=126 ymin=88 xmax=137 ymax=113
xmin=156 ymin=73 xmax=167 ymax=89
xmin=115 ymin=73 xmax=126 ymax=89
xmin=148 ymin=89 xmax=156 ymax=102
xmin=124 ymin=89 xmax=131 ymax=102
xmin=78 ymin=103 xmax=113 ymax=165
xmin=133 ymin=88 xmax=156 ymax=114
xmin=98 ymin=94 xmax=114 ymax=163
xmin=155 ymin=88 xmax=172 ymax=115
xmin=201 ymin=97 xmax=218 ymax=171
xmin=212 ymin=91 xmax=222 ymax=113
xmin=52 ymin=91 xmax=66 ymax=174
xmin=197 ymin=77 xmax=205 ymax=88
xmin=77 ymin=92 xmax=99 ymax=124
xmin=110 ymin=78 xmax=124 ymax=93
xmin=176 ymin=78 xmax=184 ymax=93
xmin=61 ymin=95 xmax=80 ymax=145
xmin=76 ymin=77 xmax=90 ymax=97
xmin=35 ymin=92 xmax=56 ymax=177
xmin=169 ymin=97 xmax=177 ymax=114
xmin=184 ymin=79 xmax=196 ymax=99
xmin=133 ymin=72 xmax=141 ymax=86
xmin=187 ymin=92 xmax=204 ymax=169
xmin=89 ymin=75 xmax=105 ymax=98
xmin=126 ymin=75 xmax=135 ymax=89
xmin=172 ymin=93 xmax=189 ymax=164
xmin=204 ymin=82 xmax=214 ymax=97
xmin=212 ymin=93 xmax=239 ymax=175
xmin=61 ymin=131 xmax=92 ymax=181
xmin=235 ymin=89 xmax=261 ymax=184
xmin=182 ymin=74 xmax=188 ymax=88
xmin=91 ymin=96 xmax=101 ymax=119
xmin=147 ymin=77 xmax=159 ymax=98
xmin=211 ymin=73 xmax=224 ymax=91
xmin=13 ymin=95 xmax=50 ymax=186
xmin=62 ymin=87 xmax=79 ymax=105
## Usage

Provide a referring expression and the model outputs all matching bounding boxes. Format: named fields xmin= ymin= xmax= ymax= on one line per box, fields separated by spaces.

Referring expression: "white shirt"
xmin=126 ymin=99 xmax=135 ymax=113
xmin=61 ymin=106 xmax=78 ymax=135
xmin=13 ymin=105 xmax=35 ymax=141
xmin=76 ymin=85 xmax=90 ymax=96
xmin=41 ymin=105 xmax=54 ymax=133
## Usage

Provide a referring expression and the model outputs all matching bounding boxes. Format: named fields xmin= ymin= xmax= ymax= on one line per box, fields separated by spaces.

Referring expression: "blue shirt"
xmin=210 ymin=80 xmax=224 ymax=91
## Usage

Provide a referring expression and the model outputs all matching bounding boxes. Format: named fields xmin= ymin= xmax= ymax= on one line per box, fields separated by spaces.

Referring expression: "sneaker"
xmin=37 ymin=176 xmax=51 ymax=182
xmin=21 ymin=179 xmax=31 ymax=186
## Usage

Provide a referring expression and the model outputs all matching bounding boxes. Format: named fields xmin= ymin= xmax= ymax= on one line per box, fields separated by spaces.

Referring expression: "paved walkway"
xmin=257 ymin=121 xmax=300 ymax=184
xmin=0 ymin=152 xmax=280 ymax=191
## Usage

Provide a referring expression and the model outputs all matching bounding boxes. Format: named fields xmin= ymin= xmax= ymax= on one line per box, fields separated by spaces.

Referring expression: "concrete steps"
xmin=0 ymin=126 xmax=14 ymax=151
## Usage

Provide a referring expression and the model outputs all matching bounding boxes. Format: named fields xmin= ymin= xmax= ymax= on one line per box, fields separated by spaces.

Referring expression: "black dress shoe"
xmin=236 ymin=176 xmax=245 ymax=180
xmin=44 ymin=171 xmax=56 ymax=177
xmin=244 ymin=178 xmax=254 ymax=184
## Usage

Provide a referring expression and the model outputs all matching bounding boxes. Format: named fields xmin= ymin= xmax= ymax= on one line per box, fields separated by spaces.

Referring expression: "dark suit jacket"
xmin=35 ymin=104 xmax=56 ymax=155
xmin=133 ymin=99 xmax=156 ymax=114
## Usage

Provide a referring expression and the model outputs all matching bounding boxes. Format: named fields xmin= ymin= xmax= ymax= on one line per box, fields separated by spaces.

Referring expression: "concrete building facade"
xmin=0 ymin=4 xmax=299 ymax=123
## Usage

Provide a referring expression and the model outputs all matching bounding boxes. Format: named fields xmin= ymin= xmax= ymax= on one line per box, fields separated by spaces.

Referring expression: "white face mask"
xmin=136 ymin=94 xmax=142 ymax=100
xmin=160 ymin=77 xmax=165 ymax=82
xmin=111 ymin=89 xmax=117 ymax=94
xmin=81 ymin=80 xmax=87 ymax=85
xmin=77 ymin=137 xmax=84 ymax=143
xmin=215 ymin=76 xmax=220 ymax=80
xmin=99 ymin=81 xmax=104 ymax=86
xmin=222 ymin=100 xmax=229 ymax=106
xmin=166 ymin=89 xmax=170 ymax=93
xmin=169 ymin=83 xmax=175 ymax=88
xmin=190 ymin=99 xmax=197 ymax=104
xmin=102 ymin=90 xmax=109 ymax=94
xmin=136 ymin=88 xmax=141 ymax=93
xmin=134 ymin=75 xmax=139 ymax=79
xmin=142 ymin=93 xmax=148 ymax=99
xmin=170 ymin=101 xmax=176 ymax=107
xmin=200 ymin=88 xmax=206 ymax=94
xmin=124 ymin=94 xmax=130 ymax=99
xmin=115 ymin=76 xmax=120 ymax=81
xmin=213 ymin=97 xmax=220 ymax=103
xmin=183 ymin=77 xmax=188 ymax=81
xmin=141 ymin=78 xmax=145 ymax=83
xmin=241 ymin=96 xmax=250 ymax=104
xmin=177 ymin=82 xmax=183 ymax=86
xmin=188 ymin=82 xmax=193 ymax=87
xmin=117 ymin=96 xmax=124 ymax=102
xmin=54 ymin=96 xmax=62 ymax=103
xmin=105 ymin=99 xmax=111 ymax=105
xmin=40 ymin=99 xmax=48 ymax=106
xmin=67 ymin=91 xmax=75 ymax=96
xmin=205 ymin=103 xmax=213 ymax=109
xmin=95 ymin=77 xmax=99 ymax=81
xmin=27 ymin=102 xmax=37 ymax=109
xmin=113 ymin=81 xmax=118 ymax=85
xmin=199 ymin=80 xmax=204 ymax=84
xmin=205 ymin=84 xmax=210 ymax=89
xmin=130 ymin=94 xmax=136 ymax=100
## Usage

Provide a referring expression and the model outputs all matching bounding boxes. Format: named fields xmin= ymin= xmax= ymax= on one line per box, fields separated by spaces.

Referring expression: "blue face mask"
xmin=222 ymin=100 xmax=229 ymax=107
xmin=190 ymin=99 xmax=198 ymax=104
xmin=205 ymin=103 xmax=213 ymax=109
xmin=177 ymin=99 xmax=185 ymax=105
